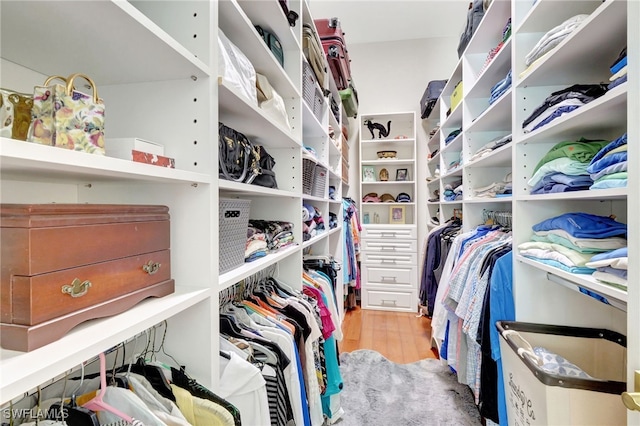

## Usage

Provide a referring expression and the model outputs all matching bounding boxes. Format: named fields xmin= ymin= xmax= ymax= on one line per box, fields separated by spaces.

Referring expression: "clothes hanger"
xmin=46 ymin=360 xmax=100 ymax=426
xmin=111 ymin=326 xmax=175 ymax=402
xmin=81 ymin=353 xmax=136 ymax=423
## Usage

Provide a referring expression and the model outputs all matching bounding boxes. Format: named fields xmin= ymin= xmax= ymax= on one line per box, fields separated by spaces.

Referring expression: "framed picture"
xmin=396 ymin=168 xmax=408 ymax=181
xmin=389 ymin=206 xmax=406 ymax=224
xmin=362 ymin=165 xmax=376 ymax=182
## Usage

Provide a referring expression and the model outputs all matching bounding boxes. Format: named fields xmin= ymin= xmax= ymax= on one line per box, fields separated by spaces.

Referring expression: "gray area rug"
xmin=336 ymin=350 xmax=482 ymax=426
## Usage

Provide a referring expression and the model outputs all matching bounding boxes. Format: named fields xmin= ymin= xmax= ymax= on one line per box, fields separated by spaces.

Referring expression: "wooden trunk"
xmin=0 ymin=204 xmax=175 ymax=351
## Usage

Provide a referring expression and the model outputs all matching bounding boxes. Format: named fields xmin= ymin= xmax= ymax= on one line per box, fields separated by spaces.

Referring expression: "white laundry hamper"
xmin=497 ymin=321 xmax=627 ymax=426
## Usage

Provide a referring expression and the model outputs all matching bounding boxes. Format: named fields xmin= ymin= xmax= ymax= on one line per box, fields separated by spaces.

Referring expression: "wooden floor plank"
xmin=338 ymin=306 xmax=437 ymax=364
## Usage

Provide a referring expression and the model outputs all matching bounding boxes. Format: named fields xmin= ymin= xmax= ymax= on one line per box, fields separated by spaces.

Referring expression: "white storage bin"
xmin=497 ymin=321 xmax=626 ymax=426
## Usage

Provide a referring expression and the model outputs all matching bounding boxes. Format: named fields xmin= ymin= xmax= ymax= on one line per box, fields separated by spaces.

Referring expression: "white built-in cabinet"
xmin=0 ymin=0 xmax=347 ymax=409
xmin=358 ymin=112 xmax=418 ymax=312
xmin=425 ymin=0 xmax=639 ymax=422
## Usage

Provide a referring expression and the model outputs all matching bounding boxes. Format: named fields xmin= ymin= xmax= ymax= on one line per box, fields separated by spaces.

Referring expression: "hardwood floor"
xmin=338 ymin=306 xmax=438 ymax=364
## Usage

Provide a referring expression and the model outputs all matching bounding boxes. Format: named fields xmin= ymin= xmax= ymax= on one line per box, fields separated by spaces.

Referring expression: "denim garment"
xmin=589 ymin=133 xmax=627 ymax=164
xmin=530 ymin=172 xmax=593 ymax=193
xmin=529 ymin=104 xmax=582 ymax=133
xmin=522 ymin=84 xmax=608 ymax=128
xmin=531 ymin=181 xmax=592 ymax=195
xmin=608 ymin=74 xmax=627 ymax=90
xmin=597 ymin=267 xmax=627 ymax=280
xmin=532 ymin=212 xmax=627 ymax=238
xmin=489 ymin=71 xmax=512 ymax=105
xmin=591 ymin=160 xmax=627 ymax=181
xmin=524 ymin=99 xmax=585 ymax=132
xmin=587 ymin=151 xmax=627 ymax=174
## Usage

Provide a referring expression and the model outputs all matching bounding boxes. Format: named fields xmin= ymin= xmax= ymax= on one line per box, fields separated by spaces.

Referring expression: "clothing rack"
xmin=1 ymin=322 xmax=167 ymax=410
xmin=482 ymin=209 xmax=512 ymax=228
xmin=219 ymin=263 xmax=279 ymax=306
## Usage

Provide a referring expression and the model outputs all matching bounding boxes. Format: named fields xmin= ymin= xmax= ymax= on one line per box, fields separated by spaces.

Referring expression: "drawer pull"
xmin=61 ymin=278 xmax=92 ymax=298
xmin=381 ymin=246 xmax=396 ymax=251
xmin=381 ymin=276 xmax=397 ymax=282
xmin=381 ymin=259 xmax=397 ymax=264
xmin=381 ymin=232 xmax=397 ymax=238
xmin=381 ymin=299 xmax=397 ymax=306
xmin=143 ymin=260 xmax=162 ymax=275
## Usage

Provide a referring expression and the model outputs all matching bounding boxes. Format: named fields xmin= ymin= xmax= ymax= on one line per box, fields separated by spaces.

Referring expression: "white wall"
xmin=345 ymin=36 xmax=460 ymax=251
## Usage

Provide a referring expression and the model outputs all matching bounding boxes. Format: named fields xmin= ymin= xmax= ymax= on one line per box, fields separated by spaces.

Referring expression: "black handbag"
xmin=252 ymin=145 xmax=278 ymax=189
xmin=218 ymin=122 xmax=259 ymax=183
xmin=219 ymin=123 xmax=278 ymax=188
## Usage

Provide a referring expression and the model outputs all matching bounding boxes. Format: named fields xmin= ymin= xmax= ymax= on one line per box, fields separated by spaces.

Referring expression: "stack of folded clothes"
xmin=608 ymin=47 xmax=627 ymax=90
xmin=522 ymin=84 xmax=608 ymax=134
xmin=328 ymin=212 xmax=338 ymax=229
xmin=246 ymin=219 xmax=295 ymax=261
xmin=587 ymin=133 xmax=627 ymax=190
xmin=489 ymin=69 xmax=512 ymax=105
xmin=586 ymin=247 xmax=628 ymax=290
xmin=469 ymin=134 xmax=512 ymax=162
xmin=445 ymin=128 xmax=462 ymax=145
xmin=483 ymin=18 xmax=511 ymax=71
xmin=519 ymin=212 xmax=627 ymax=274
xmin=522 ymin=14 xmax=589 ymax=75
xmin=302 ymin=203 xmax=325 ymax=241
xmin=443 ymin=181 xmax=463 ymax=201
xmin=527 ymin=137 xmax=609 ymax=194
xmin=472 ymin=172 xmax=512 ymax=198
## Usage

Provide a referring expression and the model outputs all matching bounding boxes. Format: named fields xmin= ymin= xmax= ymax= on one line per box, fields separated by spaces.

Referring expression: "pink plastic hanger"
xmin=82 ymin=352 xmax=135 ymax=423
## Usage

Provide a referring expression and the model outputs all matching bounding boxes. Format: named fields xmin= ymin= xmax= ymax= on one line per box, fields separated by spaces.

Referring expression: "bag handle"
xmin=66 ymin=73 xmax=99 ymax=103
xmin=502 ymin=329 xmax=543 ymax=366
xmin=44 ymin=75 xmax=69 ymax=86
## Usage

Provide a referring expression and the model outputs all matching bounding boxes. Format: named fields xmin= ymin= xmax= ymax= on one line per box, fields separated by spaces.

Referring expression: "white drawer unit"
xmin=361 ymin=251 xmax=418 ymax=266
xmin=363 ymin=265 xmax=417 ymax=286
xmin=362 ymin=289 xmax=416 ymax=312
xmin=360 ymin=224 xmax=418 ymax=312
xmin=362 ymin=225 xmax=417 ymax=240
xmin=361 ymin=239 xmax=417 ymax=253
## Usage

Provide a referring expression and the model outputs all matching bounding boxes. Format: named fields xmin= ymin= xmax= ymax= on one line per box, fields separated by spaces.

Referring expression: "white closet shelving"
xmin=0 ymin=0 xmax=346 ymax=410
xmin=358 ymin=112 xmax=419 ymax=312
xmin=426 ymin=0 xmax=638 ymax=422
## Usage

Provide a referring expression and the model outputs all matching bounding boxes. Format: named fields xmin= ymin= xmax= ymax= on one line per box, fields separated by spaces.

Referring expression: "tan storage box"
xmin=1 ymin=204 xmax=175 ymax=351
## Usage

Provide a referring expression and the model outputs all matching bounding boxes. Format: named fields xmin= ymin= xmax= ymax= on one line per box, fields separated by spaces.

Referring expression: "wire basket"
xmin=311 ymin=164 xmax=327 ymax=198
xmin=302 ymin=156 xmax=316 ymax=195
xmin=219 ymin=198 xmax=251 ymax=274
xmin=303 ymin=60 xmax=324 ymax=122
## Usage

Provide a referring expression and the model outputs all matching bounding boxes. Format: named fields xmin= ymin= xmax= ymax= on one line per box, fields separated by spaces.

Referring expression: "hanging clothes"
xmin=220 ymin=274 xmax=343 ymax=426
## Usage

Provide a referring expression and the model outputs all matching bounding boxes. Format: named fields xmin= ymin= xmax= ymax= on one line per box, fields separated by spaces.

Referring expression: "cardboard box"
xmin=106 ymin=137 xmax=165 ymax=160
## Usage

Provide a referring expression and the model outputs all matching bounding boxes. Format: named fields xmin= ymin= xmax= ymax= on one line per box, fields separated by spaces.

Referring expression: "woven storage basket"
xmin=303 ymin=60 xmax=324 ymax=122
xmin=302 ymin=157 xmax=316 ymax=195
xmin=311 ymin=164 xmax=327 ymax=198
xmin=219 ymin=198 xmax=251 ymax=273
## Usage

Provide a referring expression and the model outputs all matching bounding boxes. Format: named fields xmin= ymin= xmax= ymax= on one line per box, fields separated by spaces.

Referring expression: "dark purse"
xmin=219 ymin=122 xmax=259 ymax=183
xmin=252 ymin=145 xmax=278 ymax=189
xmin=219 ymin=123 xmax=278 ymax=188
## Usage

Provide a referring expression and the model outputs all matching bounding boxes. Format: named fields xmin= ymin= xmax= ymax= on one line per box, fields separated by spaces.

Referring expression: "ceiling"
xmin=308 ymin=0 xmax=471 ymax=45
